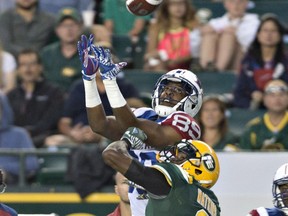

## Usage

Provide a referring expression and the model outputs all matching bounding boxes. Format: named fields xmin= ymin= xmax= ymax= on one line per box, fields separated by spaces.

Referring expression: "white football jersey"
xmin=128 ymin=107 xmax=200 ymax=216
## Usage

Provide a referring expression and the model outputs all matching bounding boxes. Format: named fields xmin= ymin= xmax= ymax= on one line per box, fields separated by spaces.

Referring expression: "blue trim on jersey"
xmin=266 ymin=207 xmax=285 ymax=216
xmin=136 ymin=109 xmax=158 ymax=121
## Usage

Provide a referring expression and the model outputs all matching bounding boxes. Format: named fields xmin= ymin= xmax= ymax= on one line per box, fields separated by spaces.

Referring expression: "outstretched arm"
xmin=89 ymin=44 xmax=184 ymax=148
xmin=78 ymin=35 xmax=124 ymax=140
xmin=102 ymin=128 xmax=171 ymax=196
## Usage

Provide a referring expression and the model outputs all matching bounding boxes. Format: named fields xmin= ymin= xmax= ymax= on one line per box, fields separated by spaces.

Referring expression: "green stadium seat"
xmin=123 ymin=69 xmax=162 ymax=94
xmin=195 ymin=72 xmax=237 ymax=96
xmin=36 ymin=152 xmax=70 ymax=185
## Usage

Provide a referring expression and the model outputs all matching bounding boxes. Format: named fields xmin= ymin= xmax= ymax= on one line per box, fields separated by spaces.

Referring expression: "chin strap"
xmin=154 ymin=96 xmax=188 ymax=117
xmin=154 ymin=105 xmax=176 ymax=117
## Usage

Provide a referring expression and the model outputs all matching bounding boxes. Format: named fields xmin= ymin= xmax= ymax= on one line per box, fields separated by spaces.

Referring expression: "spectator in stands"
xmin=197 ymin=95 xmax=239 ymax=151
xmin=239 ymin=79 xmax=288 ymax=150
xmin=0 ymin=0 xmax=55 ymax=57
xmin=38 ymin=0 xmax=95 ymax=16
xmin=144 ymin=0 xmax=199 ymax=72
xmin=103 ymin=0 xmax=149 ymax=40
xmin=0 ymin=44 xmax=17 ymax=94
xmin=199 ymin=0 xmax=260 ymax=72
xmin=107 ymin=172 xmax=131 ymax=216
xmin=233 ymin=14 xmax=288 ymax=109
xmin=45 ymin=70 xmax=146 ymax=147
xmin=41 ymin=7 xmax=84 ymax=92
xmin=247 ymin=163 xmax=288 ymax=216
xmin=0 ymin=93 xmax=39 ymax=185
xmin=7 ymin=49 xmax=65 ymax=148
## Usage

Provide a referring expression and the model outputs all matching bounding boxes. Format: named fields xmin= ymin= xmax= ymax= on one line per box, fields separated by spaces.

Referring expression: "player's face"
xmin=279 ymin=184 xmax=288 ymax=207
xmin=159 ymin=82 xmax=187 ymax=107
xmin=170 ymin=152 xmax=187 ymax=165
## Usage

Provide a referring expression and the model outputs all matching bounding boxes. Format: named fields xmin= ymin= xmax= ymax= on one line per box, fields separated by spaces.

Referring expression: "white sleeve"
xmin=2 ymin=51 xmax=16 ymax=73
xmin=208 ymin=14 xmax=230 ymax=32
xmin=236 ymin=13 xmax=260 ymax=52
xmin=189 ymin=28 xmax=201 ymax=58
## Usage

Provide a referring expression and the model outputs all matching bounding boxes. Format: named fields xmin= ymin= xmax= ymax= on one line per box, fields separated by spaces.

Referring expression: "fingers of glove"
xmin=77 ymin=41 xmax=84 ymax=61
xmin=88 ymin=34 xmax=94 ymax=46
xmin=91 ymin=45 xmax=103 ymax=60
xmin=103 ymin=48 xmax=111 ymax=62
xmin=87 ymin=34 xmax=94 ymax=54
xmin=81 ymin=34 xmax=88 ymax=50
xmin=98 ymin=46 xmax=108 ymax=62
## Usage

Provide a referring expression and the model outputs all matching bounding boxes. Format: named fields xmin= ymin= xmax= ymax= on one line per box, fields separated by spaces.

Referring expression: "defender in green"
xmin=102 ymin=127 xmax=221 ymax=216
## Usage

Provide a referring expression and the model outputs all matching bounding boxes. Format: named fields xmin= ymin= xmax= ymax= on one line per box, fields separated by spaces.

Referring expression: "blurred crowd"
xmin=0 ymin=0 xmax=287 ymax=187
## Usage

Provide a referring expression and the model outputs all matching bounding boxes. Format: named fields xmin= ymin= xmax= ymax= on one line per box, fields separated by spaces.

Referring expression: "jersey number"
xmin=172 ymin=114 xmax=200 ymax=139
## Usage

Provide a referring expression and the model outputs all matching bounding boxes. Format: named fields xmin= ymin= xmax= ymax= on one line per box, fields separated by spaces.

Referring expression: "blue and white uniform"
xmin=128 ymin=107 xmax=201 ymax=216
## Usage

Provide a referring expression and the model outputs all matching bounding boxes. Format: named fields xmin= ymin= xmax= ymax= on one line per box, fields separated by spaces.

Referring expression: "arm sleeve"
xmin=0 ymin=12 xmax=23 ymax=56
xmin=236 ymin=14 xmax=260 ymax=51
xmin=125 ymin=160 xmax=171 ymax=196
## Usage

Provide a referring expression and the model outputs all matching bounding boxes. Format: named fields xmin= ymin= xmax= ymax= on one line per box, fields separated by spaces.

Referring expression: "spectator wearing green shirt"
xmin=239 ymin=79 xmax=288 ymax=150
xmin=40 ymin=7 xmax=84 ymax=92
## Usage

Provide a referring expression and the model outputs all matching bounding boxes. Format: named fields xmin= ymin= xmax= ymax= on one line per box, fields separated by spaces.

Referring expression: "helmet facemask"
xmin=273 ymin=177 xmax=288 ymax=213
xmin=156 ymin=141 xmax=201 ymax=166
xmin=152 ymin=76 xmax=202 ymax=118
xmin=156 ymin=139 xmax=219 ymax=189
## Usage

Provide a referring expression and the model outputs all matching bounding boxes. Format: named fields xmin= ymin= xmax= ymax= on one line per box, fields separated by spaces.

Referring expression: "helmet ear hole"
xmin=195 ymin=169 xmax=202 ymax=175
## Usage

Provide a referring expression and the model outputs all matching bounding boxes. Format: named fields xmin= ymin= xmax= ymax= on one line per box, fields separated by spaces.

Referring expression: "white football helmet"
xmin=151 ymin=69 xmax=203 ymax=117
xmin=272 ymin=163 xmax=288 ymax=213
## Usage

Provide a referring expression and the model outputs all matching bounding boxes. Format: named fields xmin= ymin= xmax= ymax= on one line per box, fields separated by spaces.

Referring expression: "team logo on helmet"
xmin=202 ymin=154 xmax=216 ymax=171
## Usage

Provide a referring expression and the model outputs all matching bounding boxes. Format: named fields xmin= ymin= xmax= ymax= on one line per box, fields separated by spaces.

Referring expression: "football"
xmin=126 ymin=0 xmax=163 ymax=16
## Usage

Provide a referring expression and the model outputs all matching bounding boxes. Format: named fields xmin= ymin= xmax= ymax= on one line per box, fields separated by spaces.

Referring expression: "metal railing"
xmin=0 ymin=148 xmax=70 ymax=187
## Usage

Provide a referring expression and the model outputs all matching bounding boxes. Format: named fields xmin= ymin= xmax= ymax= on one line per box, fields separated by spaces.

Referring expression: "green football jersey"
xmin=240 ymin=112 xmax=288 ymax=150
xmin=145 ymin=163 xmax=221 ymax=216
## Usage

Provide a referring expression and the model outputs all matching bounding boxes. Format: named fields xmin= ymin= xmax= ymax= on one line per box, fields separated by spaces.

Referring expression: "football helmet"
xmin=272 ymin=163 xmax=288 ymax=213
xmin=156 ymin=139 xmax=220 ymax=188
xmin=151 ymin=69 xmax=203 ymax=117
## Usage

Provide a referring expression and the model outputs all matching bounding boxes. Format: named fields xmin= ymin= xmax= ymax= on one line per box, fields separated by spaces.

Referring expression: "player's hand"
xmin=91 ymin=45 xmax=127 ymax=80
xmin=121 ymin=127 xmax=147 ymax=150
xmin=77 ymin=34 xmax=99 ymax=81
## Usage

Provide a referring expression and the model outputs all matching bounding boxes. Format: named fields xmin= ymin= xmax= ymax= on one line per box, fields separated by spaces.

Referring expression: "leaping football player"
xmin=77 ymin=34 xmax=203 ymax=216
